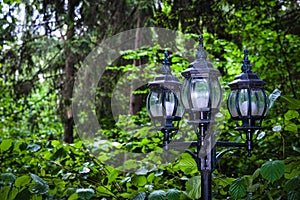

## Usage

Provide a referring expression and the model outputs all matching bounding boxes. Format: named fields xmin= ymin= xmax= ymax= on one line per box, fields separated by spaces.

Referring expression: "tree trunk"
xmin=129 ymin=11 xmax=143 ymax=115
xmin=63 ymin=1 xmax=75 ymax=143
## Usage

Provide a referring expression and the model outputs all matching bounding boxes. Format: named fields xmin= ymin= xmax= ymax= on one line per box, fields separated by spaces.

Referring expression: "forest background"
xmin=0 ymin=0 xmax=300 ymax=199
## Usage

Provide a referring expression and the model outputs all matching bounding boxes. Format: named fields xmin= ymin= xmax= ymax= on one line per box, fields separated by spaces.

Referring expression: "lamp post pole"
xmin=146 ymin=35 xmax=268 ymax=200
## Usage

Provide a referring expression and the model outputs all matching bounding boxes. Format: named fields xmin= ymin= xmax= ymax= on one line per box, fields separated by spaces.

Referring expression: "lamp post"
xmin=146 ymin=35 xmax=268 ymax=200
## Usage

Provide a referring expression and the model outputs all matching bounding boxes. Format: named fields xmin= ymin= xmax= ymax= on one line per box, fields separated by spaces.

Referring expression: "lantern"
xmin=146 ymin=50 xmax=184 ymax=146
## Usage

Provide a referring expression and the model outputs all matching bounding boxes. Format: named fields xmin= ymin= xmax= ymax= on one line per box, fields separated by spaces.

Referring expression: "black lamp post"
xmin=146 ymin=35 xmax=268 ymax=200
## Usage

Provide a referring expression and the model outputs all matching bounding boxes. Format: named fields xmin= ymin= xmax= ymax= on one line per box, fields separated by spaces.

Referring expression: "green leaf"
xmin=229 ymin=177 xmax=247 ymax=199
xmin=51 ymin=147 xmax=67 ymax=160
xmin=284 ymin=110 xmax=299 ymax=121
xmin=96 ymin=186 xmax=115 ymax=196
xmin=68 ymin=193 xmax=78 ymax=200
xmin=15 ymin=175 xmax=31 ymax=187
xmin=27 ymin=144 xmax=41 ymax=152
xmin=76 ymin=188 xmax=94 ymax=200
xmin=148 ymin=190 xmax=166 ymax=200
xmin=260 ymin=160 xmax=285 ymax=183
xmin=131 ymin=192 xmax=146 ymax=200
xmin=131 ymin=175 xmax=147 ymax=187
xmin=30 ymin=173 xmax=49 ymax=194
xmin=166 ymin=189 xmax=181 ymax=200
xmin=285 ymin=176 xmax=300 ymax=192
xmin=14 ymin=188 xmax=31 ymax=200
xmin=252 ymin=168 xmax=261 ymax=180
xmin=284 ymin=122 xmax=298 ymax=132
xmin=178 ymin=153 xmax=197 ymax=174
xmin=0 ymin=139 xmax=13 ymax=152
xmin=186 ymin=176 xmax=201 ymax=199
xmin=0 ymin=173 xmax=16 ymax=185
xmin=288 ymin=191 xmax=300 ymax=200
xmin=281 ymin=96 xmax=300 ymax=109
xmin=135 ymin=166 xmax=149 ymax=175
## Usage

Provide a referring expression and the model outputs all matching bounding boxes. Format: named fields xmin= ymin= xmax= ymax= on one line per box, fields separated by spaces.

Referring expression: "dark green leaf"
xmin=50 ymin=147 xmax=67 ymax=160
xmin=148 ymin=190 xmax=166 ymax=200
xmin=166 ymin=189 xmax=181 ymax=200
xmin=285 ymin=176 xmax=300 ymax=192
xmin=229 ymin=177 xmax=247 ymax=199
xmin=288 ymin=191 xmax=300 ymax=200
xmin=131 ymin=192 xmax=146 ymax=200
xmin=14 ymin=188 xmax=31 ymax=200
xmin=260 ymin=160 xmax=285 ymax=183
xmin=76 ymin=188 xmax=94 ymax=200
xmin=0 ymin=173 xmax=16 ymax=185
xmin=30 ymin=173 xmax=49 ymax=194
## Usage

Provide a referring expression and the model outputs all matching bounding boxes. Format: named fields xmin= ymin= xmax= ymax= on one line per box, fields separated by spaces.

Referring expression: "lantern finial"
xmin=196 ymin=34 xmax=207 ymax=60
xmin=198 ymin=34 xmax=204 ymax=47
xmin=242 ymin=49 xmax=252 ymax=72
xmin=161 ymin=50 xmax=171 ymax=74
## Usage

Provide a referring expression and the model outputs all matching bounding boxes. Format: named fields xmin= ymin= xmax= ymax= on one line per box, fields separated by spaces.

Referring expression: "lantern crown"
xmin=181 ymin=34 xmax=220 ymax=79
xmin=149 ymin=50 xmax=181 ymax=87
xmin=228 ymin=50 xmax=265 ymax=89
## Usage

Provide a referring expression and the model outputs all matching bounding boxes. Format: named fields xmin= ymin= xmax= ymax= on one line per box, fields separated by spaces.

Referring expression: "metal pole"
xmin=201 ymin=169 xmax=212 ymax=200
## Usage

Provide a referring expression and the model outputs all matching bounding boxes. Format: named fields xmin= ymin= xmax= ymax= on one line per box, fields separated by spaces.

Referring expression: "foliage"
xmin=1 ymin=0 xmax=300 ymax=199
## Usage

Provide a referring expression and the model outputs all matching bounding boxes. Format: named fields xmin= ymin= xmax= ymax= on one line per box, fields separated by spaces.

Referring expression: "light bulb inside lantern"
xmin=240 ymin=101 xmax=258 ymax=116
xmin=191 ymin=91 xmax=209 ymax=108
xmin=165 ymin=101 xmax=175 ymax=116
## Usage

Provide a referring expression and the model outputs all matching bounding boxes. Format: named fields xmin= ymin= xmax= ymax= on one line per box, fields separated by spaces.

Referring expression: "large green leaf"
xmin=166 ymin=189 xmax=181 ymax=200
xmin=131 ymin=175 xmax=147 ymax=187
xmin=285 ymin=176 xmax=300 ymax=192
xmin=284 ymin=110 xmax=299 ymax=121
xmin=15 ymin=175 xmax=31 ymax=187
xmin=131 ymin=192 xmax=146 ymax=200
xmin=229 ymin=177 xmax=247 ymax=199
xmin=0 ymin=173 xmax=16 ymax=185
xmin=148 ymin=190 xmax=166 ymax=200
xmin=30 ymin=173 xmax=49 ymax=194
xmin=288 ymin=191 xmax=300 ymax=200
xmin=186 ymin=176 xmax=201 ymax=199
xmin=0 ymin=139 xmax=13 ymax=152
xmin=178 ymin=153 xmax=197 ymax=174
xmin=76 ymin=188 xmax=95 ymax=200
xmin=260 ymin=160 xmax=285 ymax=183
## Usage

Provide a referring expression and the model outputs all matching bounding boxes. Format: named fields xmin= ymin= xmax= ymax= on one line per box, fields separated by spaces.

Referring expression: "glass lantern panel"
xmin=181 ymin=79 xmax=191 ymax=109
xmin=175 ymin=90 xmax=184 ymax=117
xmin=191 ymin=78 xmax=209 ymax=109
xmin=147 ymin=91 xmax=163 ymax=117
xmin=250 ymin=89 xmax=266 ymax=116
xmin=228 ymin=90 xmax=238 ymax=117
xmin=238 ymin=89 xmax=250 ymax=116
xmin=163 ymin=91 xmax=176 ymax=116
xmin=211 ymin=77 xmax=222 ymax=109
